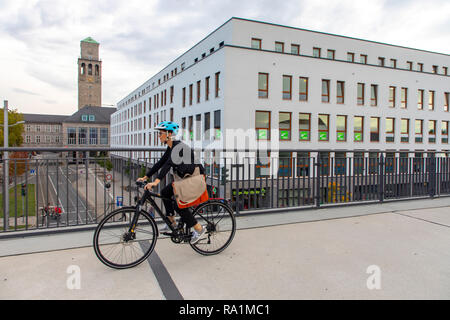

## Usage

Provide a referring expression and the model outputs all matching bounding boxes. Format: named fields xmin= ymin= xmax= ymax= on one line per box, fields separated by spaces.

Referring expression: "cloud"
xmin=0 ymin=0 xmax=448 ymax=115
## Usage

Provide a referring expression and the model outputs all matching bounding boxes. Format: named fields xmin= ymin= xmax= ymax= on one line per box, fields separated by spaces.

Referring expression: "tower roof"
xmin=81 ymin=37 xmax=99 ymax=44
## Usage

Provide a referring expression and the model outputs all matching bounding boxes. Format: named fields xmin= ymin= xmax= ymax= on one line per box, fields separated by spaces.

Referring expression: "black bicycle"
xmin=93 ymin=181 xmax=236 ymax=269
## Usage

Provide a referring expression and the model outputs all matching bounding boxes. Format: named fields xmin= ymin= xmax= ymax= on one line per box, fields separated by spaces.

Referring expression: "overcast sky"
xmin=1 ymin=0 xmax=449 ymax=115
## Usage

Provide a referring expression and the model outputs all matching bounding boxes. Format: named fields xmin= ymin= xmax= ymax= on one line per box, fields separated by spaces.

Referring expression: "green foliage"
xmin=0 ymin=108 xmax=24 ymax=147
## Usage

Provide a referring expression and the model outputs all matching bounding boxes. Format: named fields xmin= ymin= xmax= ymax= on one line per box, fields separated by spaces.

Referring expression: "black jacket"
xmin=146 ymin=140 xmax=205 ymax=180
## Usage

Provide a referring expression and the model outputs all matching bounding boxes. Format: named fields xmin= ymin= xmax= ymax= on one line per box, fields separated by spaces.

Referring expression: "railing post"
xmin=315 ymin=154 xmax=321 ymax=208
xmin=379 ymin=154 xmax=384 ymax=202
xmin=428 ymin=154 xmax=436 ymax=198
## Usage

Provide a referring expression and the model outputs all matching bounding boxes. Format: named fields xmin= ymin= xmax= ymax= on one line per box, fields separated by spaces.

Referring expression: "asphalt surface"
xmin=0 ymin=197 xmax=449 ymax=300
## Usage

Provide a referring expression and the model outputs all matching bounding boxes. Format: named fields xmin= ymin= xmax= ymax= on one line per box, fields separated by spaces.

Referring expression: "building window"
xmin=299 ymin=113 xmax=311 ymax=141
xmin=378 ymin=57 xmax=385 ymax=66
xmin=182 ymin=87 xmax=186 ymax=107
xmin=429 ymin=90 xmax=435 ymax=110
xmin=370 ymin=117 xmax=379 ymax=142
xmin=181 ymin=117 xmax=186 ymax=140
xmin=189 ymin=84 xmax=193 ymax=105
xmin=401 ymin=88 xmax=408 ymax=109
xmin=251 ymin=38 xmax=261 ymax=49
xmin=299 ymin=77 xmax=308 ymax=101
xmin=195 ymin=114 xmax=201 ymax=141
xmin=415 ymin=120 xmax=423 ymax=143
xmin=188 ymin=116 xmax=193 ymax=140
xmin=197 ymin=80 xmax=201 ymax=103
xmin=318 ymin=114 xmax=330 ymax=141
xmin=26 ymin=135 xmax=31 ymax=144
xmin=336 ymin=115 xmax=347 ymax=141
xmin=214 ymin=110 xmax=221 ymax=140
xmin=282 ymin=75 xmax=292 ymax=100
xmin=204 ymin=112 xmax=210 ymax=140
xmin=89 ymin=115 xmax=95 ymax=122
xmin=89 ymin=127 xmax=98 ymax=145
xmin=297 ymin=152 xmax=310 ymax=177
xmin=258 ymin=73 xmax=269 ymax=98
xmin=275 ymin=42 xmax=284 ymax=53
xmin=327 ymin=49 xmax=335 ymax=60
xmin=255 ymin=111 xmax=271 ymax=140
xmin=279 ymin=112 xmax=291 ymax=141
xmin=445 ymin=92 xmax=449 ymax=112
xmin=442 ymin=121 xmax=449 ymax=144
xmin=170 ymin=86 xmax=174 ymax=104
xmin=278 ymin=152 xmax=292 ymax=178
xmin=385 ymin=118 xmax=395 ymax=142
xmin=78 ymin=128 xmax=87 ymax=145
xmin=82 ymin=115 xmax=88 ymax=122
xmin=347 ymin=52 xmax=355 ymax=62
xmin=215 ymin=72 xmax=220 ymax=97
xmin=291 ymin=44 xmax=300 ymax=55
xmin=418 ymin=63 xmax=423 ymax=72
xmin=313 ymin=47 xmax=321 ymax=58
xmin=432 ymin=65 xmax=438 ymax=74
xmin=360 ymin=54 xmax=367 ymax=64
xmin=36 ymin=135 xmax=40 ymax=143
xmin=68 ymin=128 xmax=76 ymax=144
xmin=357 ymin=83 xmax=365 ymax=105
xmin=428 ymin=120 xmax=436 ymax=143
xmin=407 ymin=61 xmax=413 ymax=70
xmin=321 ymin=80 xmax=330 ymax=103
xmin=336 ymin=81 xmax=345 ymax=104
xmin=389 ymin=86 xmax=396 ymax=108
xmin=370 ymin=84 xmax=378 ymax=106
xmin=401 ymin=119 xmax=409 ymax=142
xmin=418 ymin=89 xmax=424 ymax=110
xmin=205 ymin=76 xmax=210 ymax=101
xmin=390 ymin=59 xmax=397 ymax=68
xmin=443 ymin=67 xmax=448 ymax=75
xmin=354 ymin=116 xmax=364 ymax=142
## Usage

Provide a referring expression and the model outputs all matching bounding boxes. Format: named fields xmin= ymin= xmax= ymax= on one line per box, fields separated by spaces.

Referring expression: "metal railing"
xmin=1 ymin=147 xmax=449 ymax=234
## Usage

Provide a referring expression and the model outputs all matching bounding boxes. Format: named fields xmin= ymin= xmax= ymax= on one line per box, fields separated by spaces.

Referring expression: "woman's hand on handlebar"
xmin=144 ymin=178 xmax=160 ymax=191
xmin=136 ymin=176 xmax=148 ymax=183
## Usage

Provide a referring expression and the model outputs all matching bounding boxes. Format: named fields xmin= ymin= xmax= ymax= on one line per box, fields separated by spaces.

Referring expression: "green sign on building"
xmin=354 ymin=133 xmax=362 ymax=141
xmin=258 ymin=129 xmax=268 ymax=140
xmin=337 ymin=132 xmax=346 ymax=141
xmin=299 ymin=131 xmax=309 ymax=141
xmin=280 ymin=130 xmax=289 ymax=140
xmin=319 ymin=132 xmax=328 ymax=141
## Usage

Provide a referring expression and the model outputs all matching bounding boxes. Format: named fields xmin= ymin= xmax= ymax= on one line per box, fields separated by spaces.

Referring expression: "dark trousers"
xmin=160 ymin=183 xmax=198 ymax=228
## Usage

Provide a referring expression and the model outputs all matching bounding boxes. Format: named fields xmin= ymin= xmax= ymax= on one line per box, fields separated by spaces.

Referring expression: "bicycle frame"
xmin=128 ymin=188 xmax=180 ymax=236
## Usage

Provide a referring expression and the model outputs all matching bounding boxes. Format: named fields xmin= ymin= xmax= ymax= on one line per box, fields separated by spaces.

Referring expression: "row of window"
xmin=251 ymin=38 xmax=449 ymax=75
xmin=255 ymin=111 xmax=449 ymax=144
xmin=182 ymin=72 xmax=221 ymax=107
xmin=67 ymin=128 xmax=109 ymax=145
xmin=79 ymin=63 xmax=100 ymax=76
xmin=25 ymin=124 xmax=61 ymax=133
xmin=180 ymin=110 xmax=222 ymax=141
xmin=119 ymin=42 xmax=225 ymax=110
xmin=257 ymin=73 xmax=450 ymax=111
xmin=25 ymin=135 xmax=61 ymax=144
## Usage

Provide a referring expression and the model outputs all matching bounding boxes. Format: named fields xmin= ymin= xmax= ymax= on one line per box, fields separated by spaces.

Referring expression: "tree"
xmin=0 ymin=108 xmax=24 ymax=147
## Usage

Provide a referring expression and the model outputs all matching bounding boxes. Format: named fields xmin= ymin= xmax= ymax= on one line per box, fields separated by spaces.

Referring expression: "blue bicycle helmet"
xmin=155 ymin=121 xmax=179 ymax=135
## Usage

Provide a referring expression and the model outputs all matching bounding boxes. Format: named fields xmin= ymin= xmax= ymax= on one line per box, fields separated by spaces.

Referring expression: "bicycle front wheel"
xmin=190 ymin=200 xmax=236 ymax=255
xmin=93 ymin=207 xmax=157 ymax=269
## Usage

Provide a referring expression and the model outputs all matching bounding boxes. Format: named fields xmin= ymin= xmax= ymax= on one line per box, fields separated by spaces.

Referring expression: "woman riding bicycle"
xmin=137 ymin=121 xmax=207 ymax=244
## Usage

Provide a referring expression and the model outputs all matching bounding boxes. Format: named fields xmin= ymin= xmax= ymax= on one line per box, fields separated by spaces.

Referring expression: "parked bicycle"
xmin=93 ymin=181 xmax=236 ymax=269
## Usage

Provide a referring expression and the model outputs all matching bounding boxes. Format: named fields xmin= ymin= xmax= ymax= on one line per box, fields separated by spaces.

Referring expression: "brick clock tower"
xmin=78 ymin=37 xmax=102 ymax=109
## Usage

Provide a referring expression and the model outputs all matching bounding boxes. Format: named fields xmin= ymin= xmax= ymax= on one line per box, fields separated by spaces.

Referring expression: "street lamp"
xmin=2 ymin=100 xmax=24 ymax=231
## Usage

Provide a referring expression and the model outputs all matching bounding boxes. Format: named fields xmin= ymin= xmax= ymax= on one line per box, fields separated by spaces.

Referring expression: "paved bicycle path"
xmin=0 ymin=198 xmax=449 ymax=299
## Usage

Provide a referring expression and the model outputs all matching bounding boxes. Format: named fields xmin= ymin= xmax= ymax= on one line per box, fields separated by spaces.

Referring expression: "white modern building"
xmin=111 ymin=17 xmax=450 ymax=168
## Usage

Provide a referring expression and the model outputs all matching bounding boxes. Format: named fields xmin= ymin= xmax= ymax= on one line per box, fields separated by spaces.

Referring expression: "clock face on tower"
xmin=88 ymin=76 xmax=94 ymax=83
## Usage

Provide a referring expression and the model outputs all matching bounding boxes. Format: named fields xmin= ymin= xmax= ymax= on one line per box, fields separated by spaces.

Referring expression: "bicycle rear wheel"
xmin=93 ymin=207 xmax=157 ymax=269
xmin=190 ymin=200 xmax=236 ymax=255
